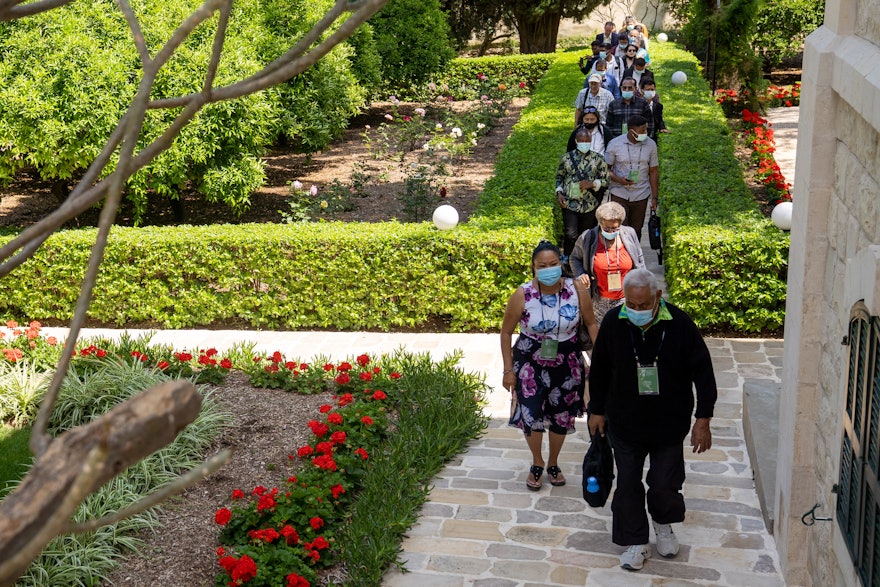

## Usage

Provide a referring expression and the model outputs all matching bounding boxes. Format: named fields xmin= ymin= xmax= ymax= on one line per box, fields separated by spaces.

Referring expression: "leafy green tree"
xmin=440 ymin=0 xmax=610 ymax=55
xmin=371 ymin=0 xmax=455 ymax=86
xmin=0 ymin=0 xmax=368 ymax=221
xmin=752 ymin=0 xmax=824 ymax=69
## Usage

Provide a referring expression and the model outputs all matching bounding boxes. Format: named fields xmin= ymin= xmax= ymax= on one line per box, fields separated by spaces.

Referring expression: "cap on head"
xmin=588 ymin=73 xmax=602 ymax=84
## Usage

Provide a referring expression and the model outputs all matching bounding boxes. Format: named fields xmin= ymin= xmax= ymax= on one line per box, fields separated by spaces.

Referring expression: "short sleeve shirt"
xmin=604 ymin=134 xmax=659 ymax=202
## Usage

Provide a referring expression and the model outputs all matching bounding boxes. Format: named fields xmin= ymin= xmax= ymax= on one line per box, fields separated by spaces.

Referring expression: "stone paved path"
xmin=765 ymin=106 xmax=799 ymax=194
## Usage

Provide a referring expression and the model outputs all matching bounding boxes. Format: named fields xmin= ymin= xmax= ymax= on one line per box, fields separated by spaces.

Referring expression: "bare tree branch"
xmin=0 ymin=0 xmax=73 ymax=20
xmin=0 ymin=381 xmax=202 ymax=586
xmin=115 ymin=0 xmax=152 ymax=65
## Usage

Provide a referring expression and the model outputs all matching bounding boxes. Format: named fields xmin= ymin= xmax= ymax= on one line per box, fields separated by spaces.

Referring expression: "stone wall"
xmin=776 ymin=0 xmax=880 ymax=583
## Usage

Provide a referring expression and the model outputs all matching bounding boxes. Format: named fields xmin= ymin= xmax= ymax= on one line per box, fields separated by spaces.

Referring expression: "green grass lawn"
xmin=0 ymin=425 xmax=32 ymax=497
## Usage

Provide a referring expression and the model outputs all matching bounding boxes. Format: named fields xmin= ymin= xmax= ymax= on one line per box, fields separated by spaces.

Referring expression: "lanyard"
xmin=537 ymin=282 xmax=563 ymax=340
xmin=600 ymin=236 xmax=620 ymax=271
xmin=628 ymin=326 xmax=665 ymax=366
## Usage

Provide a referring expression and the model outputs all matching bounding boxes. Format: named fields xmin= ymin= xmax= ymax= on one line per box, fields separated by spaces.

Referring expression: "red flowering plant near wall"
xmin=213 ymin=353 xmax=403 ymax=587
xmin=714 ymin=82 xmax=801 ymax=117
xmin=741 ymin=109 xmax=792 ymax=203
xmin=0 ymin=320 xmax=59 ymax=369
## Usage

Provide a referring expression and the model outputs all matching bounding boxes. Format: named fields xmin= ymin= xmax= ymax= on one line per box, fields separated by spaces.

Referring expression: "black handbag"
xmin=648 ymin=209 xmax=662 ymax=264
xmin=582 ymin=432 xmax=614 ymax=507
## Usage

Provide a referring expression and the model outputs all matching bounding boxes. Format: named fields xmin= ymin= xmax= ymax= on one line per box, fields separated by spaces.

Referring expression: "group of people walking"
xmin=499 ymin=18 xmax=719 ymax=574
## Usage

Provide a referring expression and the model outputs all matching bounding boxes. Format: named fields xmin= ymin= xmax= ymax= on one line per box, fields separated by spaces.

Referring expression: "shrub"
xmin=370 ymin=0 xmax=455 ymax=86
xmin=648 ymin=43 xmax=789 ymax=332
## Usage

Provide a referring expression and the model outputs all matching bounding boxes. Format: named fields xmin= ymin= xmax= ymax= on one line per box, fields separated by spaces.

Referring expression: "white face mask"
xmin=643 ymin=90 xmax=656 ymax=100
xmin=635 ymin=133 xmax=648 ymax=142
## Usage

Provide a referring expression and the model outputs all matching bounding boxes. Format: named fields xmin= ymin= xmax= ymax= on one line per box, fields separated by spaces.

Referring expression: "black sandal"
xmin=527 ymin=465 xmax=544 ymax=491
xmin=547 ymin=465 xmax=566 ymax=486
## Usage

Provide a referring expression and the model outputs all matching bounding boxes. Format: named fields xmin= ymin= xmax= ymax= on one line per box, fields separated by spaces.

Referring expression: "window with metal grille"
xmin=838 ymin=303 xmax=880 ymax=586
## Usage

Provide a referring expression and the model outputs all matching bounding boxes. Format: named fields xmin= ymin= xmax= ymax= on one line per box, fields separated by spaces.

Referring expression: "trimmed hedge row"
xmin=648 ymin=43 xmax=789 ymax=332
xmin=0 ymin=53 xmax=578 ymax=331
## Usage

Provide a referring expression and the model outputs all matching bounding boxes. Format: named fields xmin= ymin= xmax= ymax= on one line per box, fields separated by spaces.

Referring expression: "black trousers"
xmin=608 ymin=429 xmax=686 ymax=546
xmin=561 ymin=207 xmax=597 ymax=256
xmin=609 ymin=195 xmax=649 ymax=242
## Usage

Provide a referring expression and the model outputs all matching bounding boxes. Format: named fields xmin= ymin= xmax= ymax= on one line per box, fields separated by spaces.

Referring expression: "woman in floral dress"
xmin=501 ymin=241 xmax=600 ymax=490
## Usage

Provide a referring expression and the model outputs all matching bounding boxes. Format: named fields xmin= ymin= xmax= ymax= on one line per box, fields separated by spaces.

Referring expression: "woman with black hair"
xmin=500 ymin=241 xmax=599 ymax=491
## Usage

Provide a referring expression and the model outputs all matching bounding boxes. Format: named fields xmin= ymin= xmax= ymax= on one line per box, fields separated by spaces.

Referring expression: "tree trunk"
xmin=514 ymin=8 xmax=561 ymax=54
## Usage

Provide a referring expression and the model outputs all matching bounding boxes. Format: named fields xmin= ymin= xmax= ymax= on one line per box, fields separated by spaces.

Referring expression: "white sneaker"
xmin=652 ymin=521 xmax=680 ymax=557
xmin=619 ymin=544 xmax=651 ymax=570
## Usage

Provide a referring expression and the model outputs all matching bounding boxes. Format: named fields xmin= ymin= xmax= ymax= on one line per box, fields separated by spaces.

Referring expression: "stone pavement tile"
xmin=713 ymin=401 xmax=743 ymax=419
xmin=585 ymin=569 xmax=654 ymax=586
xmin=633 ymin=559 xmax=722 ymax=582
xmin=488 ymin=559 xmax=552 ymax=582
xmin=407 ymin=517 xmax=443 ymax=537
xmin=738 ymin=364 xmax=777 ymax=378
xmin=714 ymin=371 xmax=741 ymax=389
xmin=490 ymin=493 xmax=535 ymax=509
xmin=565 ymin=530 xmax=618 ymax=554
xmin=682 ymin=484 xmax=732 ymax=501
xmin=730 ymin=340 xmax=763 ymax=351
xmin=428 ymin=488 xmax=489 ymax=506
xmin=426 ymin=554 xmax=492 ymax=575
xmin=534 ymin=495 xmax=590 ymax=513
xmin=517 ymin=509 xmax=551 ymax=524
xmin=681 ymin=509 xmax=739 ymax=530
xmin=391 ymin=550 xmax=429 ymax=572
xmin=420 ymin=503 xmax=455 ymax=518
xmin=468 ymin=468 xmax=516 ymax=481
xmin=685 ymin=497 xmax=763 ymax=518
xmin=733 ymin=351 xmax=772 ymax=364
xmin=550 ymin=565 xmax=590 ymax=585
xmin=710 ymin=357 xmax=736 ymax=372
xmin=402 ymin=537 xmax=488 ymax=556
xmin=686 ymin=472 xmax=754 ymax=490
xmin=741 ymin=517 xmax=769 ymax=532
xmin=720 ymin=571 xmax=785 ymax=587
xmin=552 ymin=512 xmax=609 ymax=531
xmin=473 ymin=580 xmax=517 ymax=587
xmin=440 ymin=520 xmax=504 ymax=541
xmin=449 ymin=477 xmax=500 ymax=490
xmin=547 ymin=548 xmax=619 ymax=569
xmin=454 ymin=505 xmax=512 ymax=522
xmin=719 ymin=531 xmax=766 ymax=549
xmin=690 ymin=545 xmax=777 ymax=573
xmin=506 ymin=525 xmax=571 ymax=546
xmin=486 ymin=543 xmax=548 ymax=560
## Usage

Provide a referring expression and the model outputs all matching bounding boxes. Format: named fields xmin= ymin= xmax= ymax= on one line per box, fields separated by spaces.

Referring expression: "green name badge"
xmin=637 ymin=365 xmax=659 ymax=395
xmin=568 ymin=181 xmax=581 ymax=199
xmin=540 ymin=338 xmax=559 ymax=359
xmin=627 ymin=168 xmax=640 ymax=183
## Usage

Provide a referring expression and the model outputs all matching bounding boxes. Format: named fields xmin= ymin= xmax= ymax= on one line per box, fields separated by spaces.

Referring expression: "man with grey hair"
xmin=587 ymin=268 xmax=717 ymax=572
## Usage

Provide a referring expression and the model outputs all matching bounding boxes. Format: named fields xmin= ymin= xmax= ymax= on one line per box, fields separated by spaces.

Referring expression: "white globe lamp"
xmin=671 ymin=71 xmax=688 ymax=86
xmin=433 ymin=204 xmax=459 ymax=230
xmin=771 ymin=201 xmax=793 ymax=231
xmin=657 ymin=32 xmax=669 ymax=43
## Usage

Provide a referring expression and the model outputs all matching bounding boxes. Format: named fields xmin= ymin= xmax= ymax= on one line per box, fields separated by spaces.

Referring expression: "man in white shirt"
xmin=604 ymin=114 xmax=659 ymax=241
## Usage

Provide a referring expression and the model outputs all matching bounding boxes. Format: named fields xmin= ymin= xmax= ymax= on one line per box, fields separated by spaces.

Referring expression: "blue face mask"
xmin=621 ymin=90 xmax=634 ymax=100
xmin=598 ymin=51 xmax=606 ymax=59
xmin=601 ymin=229 xmax=619 ymax=240
xmin=627 ymin=307 xmax=654 ymax=327
xmin=536 ymin=266 xmax=562 ymax=286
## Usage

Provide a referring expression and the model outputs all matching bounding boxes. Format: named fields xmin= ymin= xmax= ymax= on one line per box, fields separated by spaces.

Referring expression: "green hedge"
xmin=0 ymin=55 xmax=580 ymax=331
xmin=648 ymin=43 xmax=789 ymax=332
xmin=0 ymin=223 xmax=543 ymax=330
xmin=384 ymin=53 xmax=555 ymax=100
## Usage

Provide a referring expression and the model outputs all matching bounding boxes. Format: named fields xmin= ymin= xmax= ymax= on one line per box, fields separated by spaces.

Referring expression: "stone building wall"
xmin=776 ymin=0 xmax=880 ymax=583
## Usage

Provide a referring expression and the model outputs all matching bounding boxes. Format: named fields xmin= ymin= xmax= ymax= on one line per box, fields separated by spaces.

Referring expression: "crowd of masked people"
xmin=500 ymin=17 xmax=720 ymax=575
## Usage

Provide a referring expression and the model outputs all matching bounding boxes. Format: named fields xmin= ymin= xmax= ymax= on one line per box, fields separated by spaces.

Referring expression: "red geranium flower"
xmin=327 ymin=412 xmax=343 ymax=425
xmin=331 ymin=430 xmax=346 ymax=444
xmin=356 ymin=354 xmax=370 ymax=367
xmin=323 ymin=363 xmax=334 ymax=371
xmin=337 ymin=393 xmax=354 ymax=407
xmin=230 ymin=555 xmax=258 ymax=583
xmin=220 ymin=358 xmax=232 ymax=369
xmin=335 ymin=372 xmax=351 ymax=385
xmin=359 ymin=371 xmax=373 ymax=382
xmin=361 ymin=416 xmax=374 ymax=426
xmin=231 ymin=489 xmax=245 ymax=500
xmin=298 ymin=445 xmax=314 ymax=457
xmin=309 ymin=516 xmax=325 ymax=530
xmin=372 ymin=390 xmax=387 ymax=401
xmin=312 ymin=455 xmax=337 ymax=471
xmin=355 ymin=447 xmax=369 ymax=460
xmin=331 ymin=484 xmax=345 ymax=498
xmin=281 ymin=524 xmax=300 ymax=545
xmin=337 ymin=361 xmax=353 ymax=372
xmin=286 ymin=572 xmax=310 ymax=587
xmin=257 ymin=493 xmax=277 ymax=512
xmin=271 ymin=351 xmax=283 ymax=363
xmin=308 ymin=420 xmax=329 ymax=437
xmin=316 ymin=441 xmax=334 ymax=455
xmin=157 ymin=360 xmax=170 ymax=370
xmin=319 ymin=404 xmax=332 ymax=413
xmin=251 ymin=485 xmax=267 ymax=496
xmin=390 ymin=372 xmax=402 ymax=379
xmin=214 ymin=507 xmax=232 ymax=525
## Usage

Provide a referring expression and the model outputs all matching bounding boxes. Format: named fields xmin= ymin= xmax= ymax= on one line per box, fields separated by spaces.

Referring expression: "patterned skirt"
xmin=508 ymin=334 xmax=586 ymax=436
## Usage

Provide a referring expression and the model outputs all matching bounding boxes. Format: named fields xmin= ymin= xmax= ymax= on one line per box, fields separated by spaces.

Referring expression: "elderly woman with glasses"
xmin=569 ymin=201 xmax=646 ymax=325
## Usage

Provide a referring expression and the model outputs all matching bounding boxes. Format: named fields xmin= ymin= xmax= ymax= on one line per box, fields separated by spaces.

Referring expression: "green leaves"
xmin=649 ymin=43 xmax=789 ymax=332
